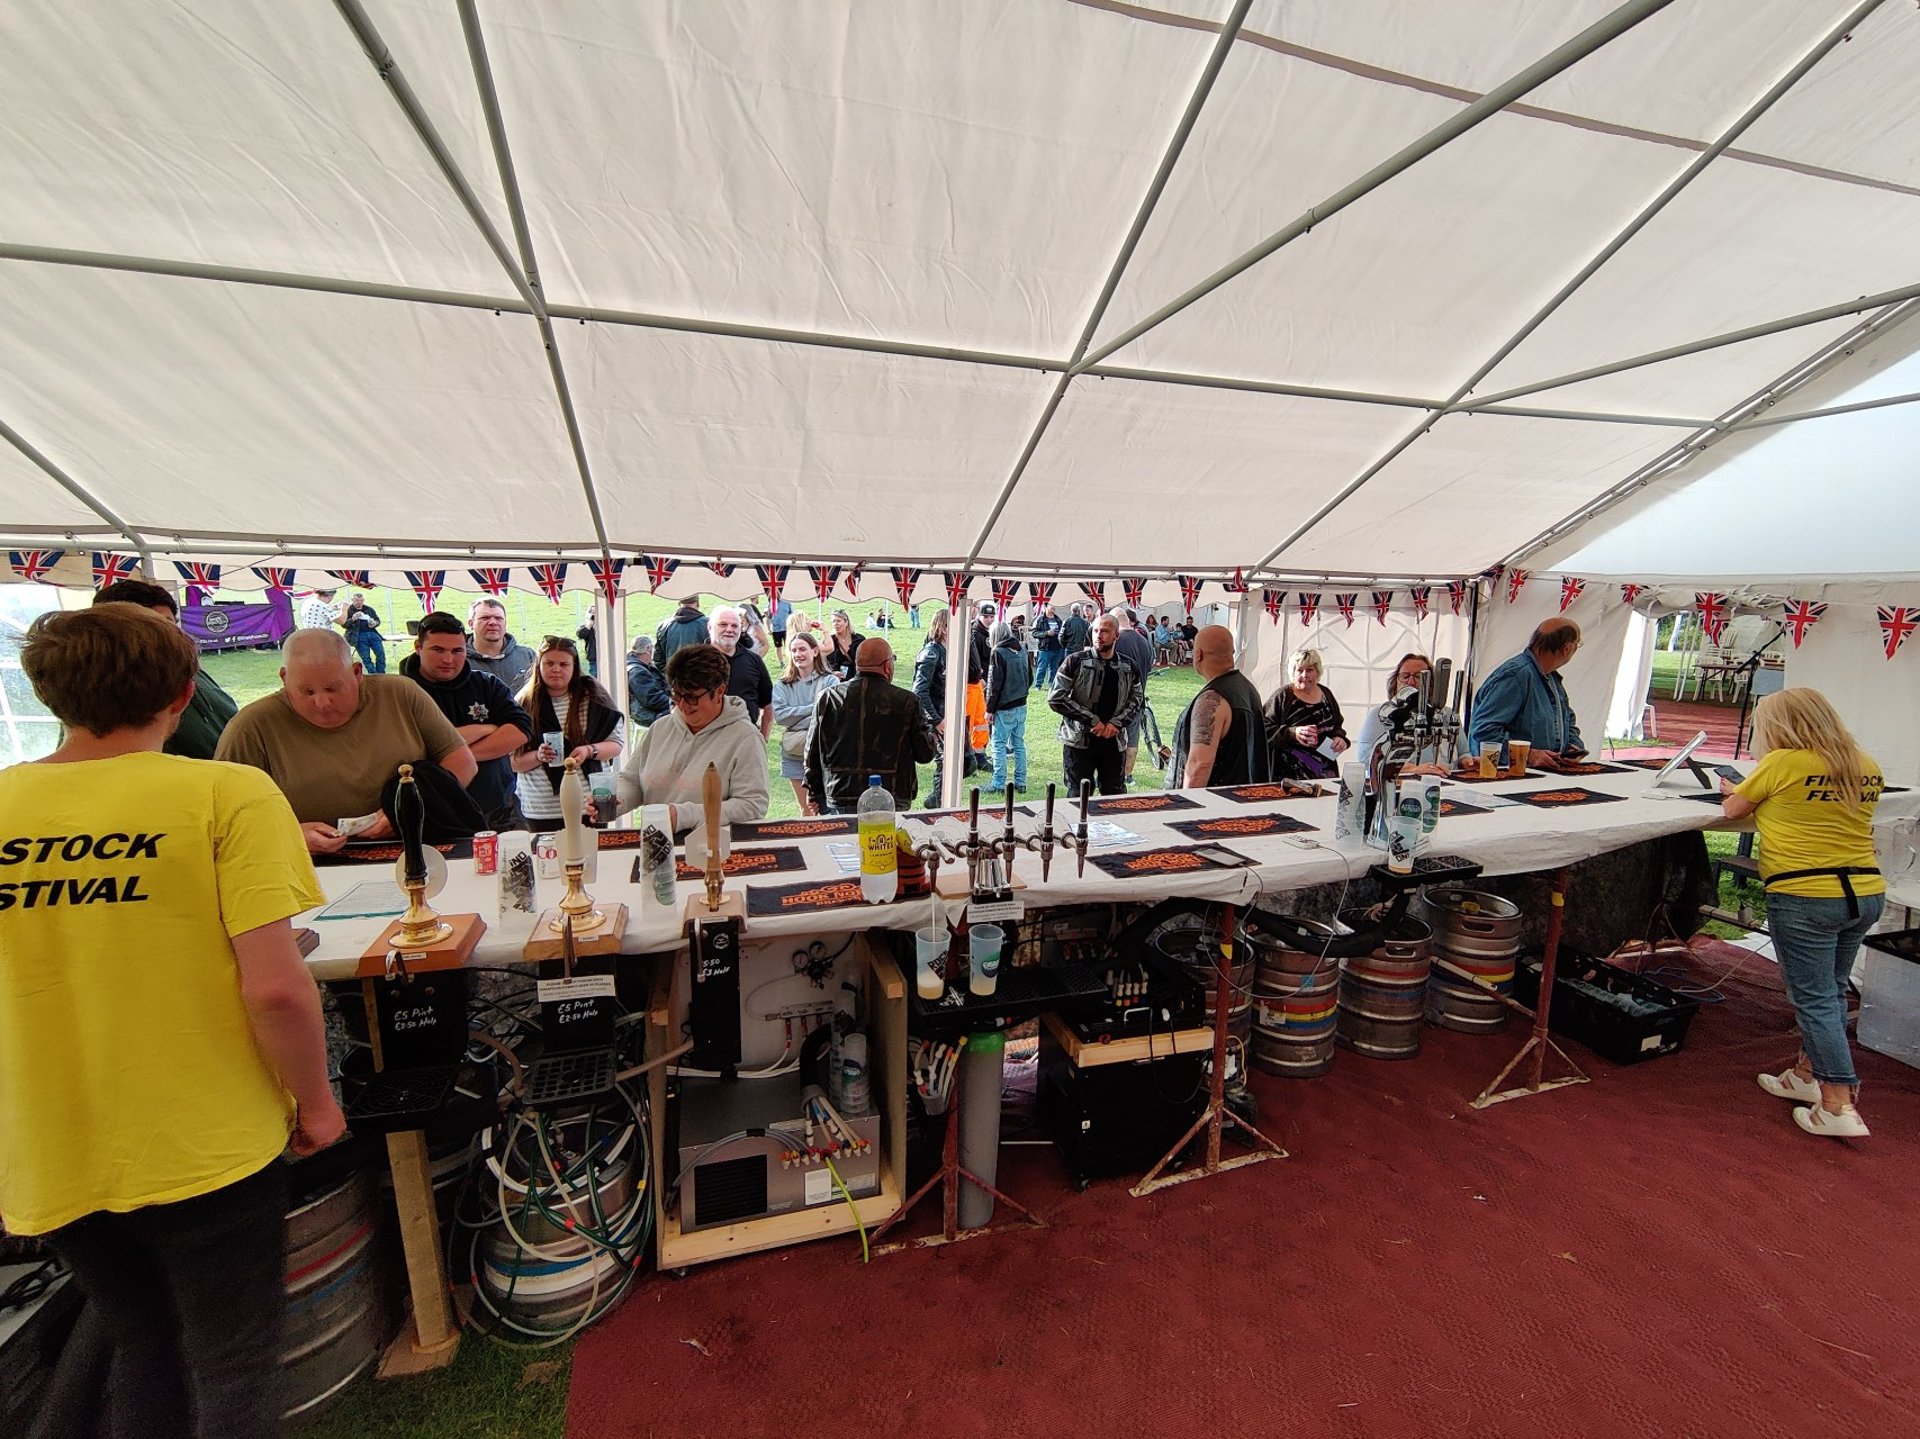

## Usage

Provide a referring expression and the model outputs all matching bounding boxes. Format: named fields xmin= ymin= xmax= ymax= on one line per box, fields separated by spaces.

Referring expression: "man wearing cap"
xmin=402 ymin=611 xmax=536 ymax=831
xmin=806 ymin=638 xmax=937 ymax=814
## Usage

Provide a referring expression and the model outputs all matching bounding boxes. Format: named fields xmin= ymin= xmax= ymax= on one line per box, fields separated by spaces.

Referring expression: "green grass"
xmin=299 ymin=1333 xmax=571 ymax=1439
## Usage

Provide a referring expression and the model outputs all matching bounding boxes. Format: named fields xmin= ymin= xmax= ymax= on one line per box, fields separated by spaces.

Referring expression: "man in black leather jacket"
xmin=807 ymin=640 xmax=937 ymax=813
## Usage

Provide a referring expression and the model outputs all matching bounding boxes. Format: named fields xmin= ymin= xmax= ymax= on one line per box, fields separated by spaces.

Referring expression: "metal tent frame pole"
xmin=0 ymin=416 xmax=152 ymax=576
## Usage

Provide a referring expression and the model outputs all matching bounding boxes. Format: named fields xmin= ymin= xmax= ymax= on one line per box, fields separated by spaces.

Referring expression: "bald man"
xmin=1167 ymin=625 xmax=1271 ymax=789
xmin=805 ymin=637 xmax=937 ymax=813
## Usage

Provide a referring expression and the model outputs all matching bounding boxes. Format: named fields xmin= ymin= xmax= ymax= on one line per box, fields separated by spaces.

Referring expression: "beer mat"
xmin=1677 ymin=791 xmax=1727 ymax=805
xmin=1549 ymin=760 xmax=1635 ymax=776
xmin=1444 ymin=767 xmax=1547 ymax=784
xmin=1217 ymin=782 xmax=1326 ymax=803
xmin=1168 ymin=813 xmax=1316 ymax=839
xmin=745 ymin=877 xmax=870 ymax=917
xmin=909 ymin=805 xmax=1035 ymax=825
xmin=1617 ymin=756 xmax=1681 ymax=770
xmin=661 ymin=846 xmax=808 ymax=883
xmin=592 ymin=828 xmax=644 ymax=850
xmin=1436 ymin=797 xmax=1493 ymax=818
xmin=733 ymin=816 xmax=859 ymax=840
xmin=1506 ymin=786 xmax=1630 ymax=810
xmin=1090 ymin=792 xmax=1201 ymax=814
xmin=1087 ymin=844 xmax=1252 ymax=878
xmin=313 ymin=838 xmax=473 ymax=867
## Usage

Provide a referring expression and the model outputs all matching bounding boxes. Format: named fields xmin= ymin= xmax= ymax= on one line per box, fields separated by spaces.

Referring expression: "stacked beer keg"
xmin=1414 ymin=887 xmax=1522 ymax=1034
xmin=1248 ymin=919 xmax=1341 ymax=1077
xmin=283 ymin=1167 xmax=391 ymax=1421
xmin=1334 ymin=912 xmax=1434 ymax=1060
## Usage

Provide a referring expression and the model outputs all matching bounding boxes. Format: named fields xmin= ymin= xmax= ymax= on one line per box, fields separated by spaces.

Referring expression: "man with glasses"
xmin=607 ymin=644 xmax=769 ymax=833
xmin=402 ymin=611 xmax=535 ymax=830
xmin=710 ymin=605 xmax=774 ymax=741
xmin=1467 ymin=619 xmax=1588 ymax=771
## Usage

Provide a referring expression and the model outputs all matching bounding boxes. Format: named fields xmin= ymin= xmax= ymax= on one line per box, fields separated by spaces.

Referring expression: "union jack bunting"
xmin=754 ymin=564 xmax=787 ymax=610
xmin=1695 ymin=593 xmax=1730 ymax=647
xmin=1122 ymin=578 xmax=1147 ymax=612
xmin=1409 ymin=586 xmax=1431 ymax=621
xmin=1262 ymin=588 xmax=1284 ymax=623
xmin=1559 ymin=577 xmax=1586 ymax=612
xmin=1027 ymin=581 xmax=1056 ymax=608
xmin=808 ymin=565 xmax=842 ymax=602
xmin=1080 ymin=580 xmax=1107 ymax=612
xmin=639 ymin=555 xmax=679 ymax=594
xmin=174 ymin=561 xmax=223 ymax=592
xmin=842 ymin=563 xmax=863 ymax=597
xmin=1504 ymin=568 xmax=1529 ymax=605
xmin=1781 ymin=599 xmax=1827 ymax=648
xmin=326 ymin=569 xmax=371 ymax=588
xmin=1371 ymin=590 xmax=1394 ymax=625
xmin=890 ymin=567 xmax=922 ymax=610
xmin=530 ymin=563 xmax=569 ymax=604
xmin=941 ymin=571 xmax=972 ymax=613
xmin=9 ymin=548 xmax=65 ymax=582
xmin=1620 ymin=583 xmax=1645 ymax=607
xmin=1176 ymin=575 xmax=1203 ymax=616
xmin=92 ymin=552 xmax=139 ymax=588
xmin=1335 ymin=593 xmax=1358 ymax=627
xmin=1297 ymin=592 xmax=1321 ymax=627
xmin=1224 ymin=567 xmax=1248 ymax=595
xmin=991 ymin=577 xmax=1022 ymax=613
xmin=1447 ymin=579 xmax=1468 ymax=615
xmin=405 ymin=570 xmax=446 ymax=611
xmin=588 ymin=557 xmax=626 ymax=603
xmin=250 ymin=565 xmax=296 ymax=591
xmin=708 ymin=558 xmax=735 ymax=579
xmin=469 ymin=567 xmax=512 ymax=596
xmin=1878 ymin=606 xmax=1917 ymax=661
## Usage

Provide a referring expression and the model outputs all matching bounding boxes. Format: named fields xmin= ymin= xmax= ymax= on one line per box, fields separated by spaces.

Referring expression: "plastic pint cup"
xmin=914 ymin=928 xmax=949 ymax=1000
xmin=968 ymin=924 xmax=1005 ymax=996
xmin=1477 ymin=747 xmax=1499 ymax=779
xmin=1507 ymin=740 xmax=1531 ymax=777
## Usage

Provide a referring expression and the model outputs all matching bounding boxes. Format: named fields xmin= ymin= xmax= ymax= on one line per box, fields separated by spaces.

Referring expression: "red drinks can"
xmin=472 ymin=830 xmax=499 ymax=875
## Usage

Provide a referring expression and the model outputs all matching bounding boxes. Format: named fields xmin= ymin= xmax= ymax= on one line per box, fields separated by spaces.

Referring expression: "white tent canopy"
xmin=4 ymin=0 xmax=1920 ymax=587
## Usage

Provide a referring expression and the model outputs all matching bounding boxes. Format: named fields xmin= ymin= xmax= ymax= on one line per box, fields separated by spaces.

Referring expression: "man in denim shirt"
xmin=1467 ymin=619 xmax=1587 ymax=770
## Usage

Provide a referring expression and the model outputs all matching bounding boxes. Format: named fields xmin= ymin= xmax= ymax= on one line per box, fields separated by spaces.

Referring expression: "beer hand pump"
xmin=550 ymin=759 xmax=606 ymax=935
xmin=393 ymin=763 xmax=452 ymax=955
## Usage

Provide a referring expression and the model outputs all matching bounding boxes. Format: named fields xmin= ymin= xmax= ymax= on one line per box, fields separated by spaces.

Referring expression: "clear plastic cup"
xmin=968 ymin=923 xmax=1004 ymax=996
xmin=914 ymin=928 xmax=949 ymax=1000
xmin=1507 ymin=740 xmax=1532 ymax=777
xmin=1476 ymin=748 xmax=1499 ymax=779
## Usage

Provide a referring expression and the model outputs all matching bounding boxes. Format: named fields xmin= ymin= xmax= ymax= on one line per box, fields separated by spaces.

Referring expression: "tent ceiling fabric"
xmin=3 ymin=0 xmax=1916 ymax=583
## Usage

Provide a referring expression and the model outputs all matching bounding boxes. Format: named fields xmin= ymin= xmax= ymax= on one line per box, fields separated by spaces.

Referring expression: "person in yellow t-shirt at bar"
xmin=0 ymin=603 xmax=343 ymax=1439
xmin=1721 ymin=687 xmax=1886 ymax=1142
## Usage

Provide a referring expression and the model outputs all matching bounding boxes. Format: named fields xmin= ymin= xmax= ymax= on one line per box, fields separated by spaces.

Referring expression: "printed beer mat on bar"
xmin=733 ymin=816 xmax=859 ymax=840
xmin=1217 ymin=782 xmax=1327 ymax=803
xmin=1168 ymin=813 xmax=1316 ymax=840
xmin=1506 ymin=786 xmax=1630 ymax=810
xmin=1444 ymin=768 xmax=1545 ymax=784
xmin=633 ymin=846 xmax=809 ymax=884
xmin=746 ymin=877 xmax=870 ymax=917
xmin=591 ymin=828 xmax=644 ymax=850
xmin=1087 ymin=844 xmax=1252 ymax=878
xmin=910 ymin=805 xmax=1036 ymax=826
xmin=314 ymin=838 xmax=473 ymax=867
xmin=1089 ymin=793 xmax=1201 ymax=814
xmin=1551 ymin=760 xmax=1636 ymax=776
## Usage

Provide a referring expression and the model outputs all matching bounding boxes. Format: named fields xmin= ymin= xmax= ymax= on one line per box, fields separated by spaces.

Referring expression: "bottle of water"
xmin=856 ymin=774 xmax=898 ymax=903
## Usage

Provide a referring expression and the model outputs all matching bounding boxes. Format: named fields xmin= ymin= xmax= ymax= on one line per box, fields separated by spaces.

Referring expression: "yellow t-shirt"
xmin=0 ymin=753 xmax=326 ymax=1235
xmin=1735 ymin=747 xmax=1885 ymax=900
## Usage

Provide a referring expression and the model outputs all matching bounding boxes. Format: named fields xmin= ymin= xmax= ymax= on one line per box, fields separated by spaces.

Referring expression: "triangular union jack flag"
xmin=639 ymin=555 xmax=679 ymax=594
xmin=708 ymin=557 xmax=735 ymax=579
xmin=469 ymin=567 xmax=512 ymax=596
xmin=174 ymin=560 xmax=222 ymax=593
xmin=1559 ymin=577 xmax=1586 ymax=612
xmin=1695 ymin=592 xmax=1730 ymax=647
xmin=1080 ymin=580 xmax=1107 ymax=612
xmin=251 ymin=565 xmax=295 ymax=591
xmin=587 ymin=557 xmax=626 ymax=603
xmin=1878 ymin=606 xmax=1918 ymax=661
xmin=1620 ymin=583 xmax=1645 ymax=607
xmin=1176 ymin=575 xmax=1203 ymax=616
xmin=1224 ymin=566 xmax=1249 ymax=595
xmin=1028 ymin=581 xmax=1056 ymax=608
xmin=326 ymin=569 xmax=371 ymax=589
xmin=1122 ymin=578 xmax=1147 ymax=612
xmin=1504 ymin=568 xmax=1529 ymax=605
xmin=890 ymin=567 xmax=922 ymax=610
xmin=92 ymin=552 xmax=139 ymax=588
xmin=1447 ymin=579 xmax=1468 ymax=616
xmin=1409 ymin=585 xmax=1431 ymax=621
xmin=405 ymin=570 xmax=446 ymax=611
xmin=991 ymin=577 xmax=1022 ymax=613
xmin=941 ymin=571 xmax=973 ymax=614
xmin=808 ymin=565 xmax=842 ymax=602
xmin=1781 ymin=599 xmax=1827 ymax=648
xmin=1297 ymin=591 xmax=1321 ymax=627
xmin=10 ymin=548 xmax=66 ymax=582
xmin=842 ymin=563 xmax=864 ymax=598
xmin=1371 ymin=590 xmax=1394 ymax=625
xmin=530 ymin=563 xmax=569 ymax=604
xmin=1335 ymin=593 xmax=1358 ymax=627
xmin=754 ymin=564 xmax=787 ymax=610
xmin=1262 ymin=588 xmax=1284 ymax=623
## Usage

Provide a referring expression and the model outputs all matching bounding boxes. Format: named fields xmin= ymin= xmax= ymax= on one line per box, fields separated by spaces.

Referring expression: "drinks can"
xmin=472 ymin=830 xmax=499 ymax=874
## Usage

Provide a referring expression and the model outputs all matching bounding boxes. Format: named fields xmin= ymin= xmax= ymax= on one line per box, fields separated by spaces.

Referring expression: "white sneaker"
xmin=1758 ymin=1069 xmax=1821 ymax=1103
xmin=1794 ymin=1104 xmax=1869 ymax=1139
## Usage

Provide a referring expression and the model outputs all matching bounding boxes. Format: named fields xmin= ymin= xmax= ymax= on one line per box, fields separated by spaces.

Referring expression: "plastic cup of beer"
xmin=914 ymin=928 xmax=949 ymax=1000
xmin=1476 ymin=747 xmax=1499 ymax=779
xmin=1507 ymin=740 xmax=1531 ymax=777
xmin=968 ymin=923 xmax=1005 ymax=996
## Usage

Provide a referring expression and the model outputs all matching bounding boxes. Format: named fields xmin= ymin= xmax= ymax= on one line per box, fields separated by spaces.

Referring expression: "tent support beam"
xmin=962 ymin=0 xmax=1254 ymax=568
xmin=1075 ymin=0 xmax=1678 ymax=376
xmin=1248 ymin=0 xmax=1883 ymax=574
xmin=0 ymin=417 xmax=153 ymax=576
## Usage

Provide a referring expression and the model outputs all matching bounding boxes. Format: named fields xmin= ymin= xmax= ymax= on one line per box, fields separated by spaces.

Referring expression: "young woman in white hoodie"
xmin=608 ymin=643 xmax=771 ymax=833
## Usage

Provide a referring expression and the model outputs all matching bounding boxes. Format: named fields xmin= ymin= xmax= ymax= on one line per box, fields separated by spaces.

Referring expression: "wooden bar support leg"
xmin=1471 ymin=867 xmax=1590 ymax=1110
xmin=376 ymin=1128 xmax=461 ymax=1376
xmin=1132 ymin=904 xmax=1286 ymax=1197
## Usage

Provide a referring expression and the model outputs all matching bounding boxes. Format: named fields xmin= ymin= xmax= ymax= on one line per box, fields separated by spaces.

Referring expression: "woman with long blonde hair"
xmin=1721 ymin=687 xmax=1886 ymax=1139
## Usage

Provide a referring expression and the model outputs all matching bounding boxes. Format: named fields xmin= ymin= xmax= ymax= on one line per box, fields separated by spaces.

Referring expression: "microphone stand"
xmin=1730 ymin=621 xmax=1788 ymax=760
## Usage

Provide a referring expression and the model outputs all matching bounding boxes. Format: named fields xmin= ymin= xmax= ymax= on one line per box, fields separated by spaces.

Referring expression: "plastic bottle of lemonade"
xmin=857 ymin=775 xmax=898 ymax=903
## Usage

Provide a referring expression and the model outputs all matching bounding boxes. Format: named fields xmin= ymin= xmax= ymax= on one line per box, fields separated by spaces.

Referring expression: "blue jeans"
xmin=1032 ymin=647 xmax=1061 ymax=689
xmin=989 ymin=707 xmax=1028 ymax=790
xmin=349 ymin=630 xmax=387 ymax=673
xmin=1768 ymin=890 xmax=1883 ymax=1087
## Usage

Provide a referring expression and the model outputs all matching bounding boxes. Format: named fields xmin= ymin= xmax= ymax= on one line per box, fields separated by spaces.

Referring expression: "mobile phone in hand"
xmin=1713 ymin=764 xmax=1744 ymax=783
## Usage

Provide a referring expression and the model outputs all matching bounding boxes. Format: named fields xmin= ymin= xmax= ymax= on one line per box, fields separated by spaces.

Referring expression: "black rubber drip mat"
xmin=524 ymin=1049 xmax=619 ymax=1110
xmin=344 ymin=1068 xmax=456 ymax=1127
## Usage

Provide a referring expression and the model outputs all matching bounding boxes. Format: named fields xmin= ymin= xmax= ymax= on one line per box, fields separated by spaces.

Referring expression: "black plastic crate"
xmin=1864 ymin=928 xmax=1920 ymax=962
xmin=1512 ymin=952 xmax=1700 ymax=1066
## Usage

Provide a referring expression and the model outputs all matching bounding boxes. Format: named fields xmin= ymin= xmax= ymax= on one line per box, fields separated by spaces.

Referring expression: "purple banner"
xmin=182 ymin=591 xmax=295 ymax=652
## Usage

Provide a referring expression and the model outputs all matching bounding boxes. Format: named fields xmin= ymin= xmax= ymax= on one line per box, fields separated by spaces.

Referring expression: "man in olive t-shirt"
xmin=216 ymin=629 xmax=475 ymax=853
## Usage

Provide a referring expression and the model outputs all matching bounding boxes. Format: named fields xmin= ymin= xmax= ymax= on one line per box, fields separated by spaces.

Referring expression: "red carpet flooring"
xmin=1612 ymin=697 xmax=1748 ymax=762
xmin=569 ymin=940 xmax=1919 ymax=1439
